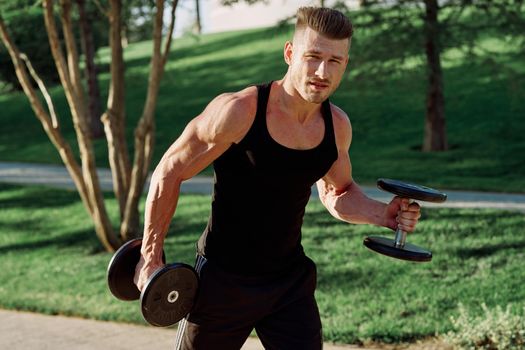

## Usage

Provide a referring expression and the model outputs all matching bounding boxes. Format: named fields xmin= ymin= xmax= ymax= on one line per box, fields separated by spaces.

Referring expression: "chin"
xmin=306 ymin=97 xmax=325 ymax=104
xmin=303 ymin=93 xmax=328 ymax=104
xmin=302 ymin=87 xmax=332 ymax=104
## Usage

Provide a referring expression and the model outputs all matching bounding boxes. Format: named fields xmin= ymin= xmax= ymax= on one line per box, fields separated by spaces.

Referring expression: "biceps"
xmin=178 ymin=139 xmax=226 ymax=180
xmin=155 ymin=93 xmax=254 ymax=181
xmin=322 ymin=151 xmax=353 ymax=194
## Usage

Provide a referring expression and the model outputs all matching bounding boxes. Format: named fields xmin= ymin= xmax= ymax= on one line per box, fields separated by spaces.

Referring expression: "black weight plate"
xmin=140 ymin=263 xmax=199 ymax=327
xmin=377 ymin=178 xmax=447 ymax=203
xmin=107 ymin=238 xmax=166 ymax=301
xmin=363 ymin=236 xmax=432 ymax=262
xmin=107 ymin=238 xmax=143 ymax=301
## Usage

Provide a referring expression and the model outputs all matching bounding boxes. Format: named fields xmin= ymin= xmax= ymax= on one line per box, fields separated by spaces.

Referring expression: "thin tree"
xmin=422 ymin=0 xmax=446 ymax=151
xmin=194 ymin=0 xmax=202 ymax=34
xmin=356 ymin=0 xmax=524 ymax=151
xmin=344 ymin=0 xmax=450 ymax=151
xmin=0 ymin=0 xmax=178 ymax=252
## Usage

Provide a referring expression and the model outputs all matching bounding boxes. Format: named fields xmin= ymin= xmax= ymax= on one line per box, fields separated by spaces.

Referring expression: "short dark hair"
xmin=295 ymin=7 xmax=353 ymax=40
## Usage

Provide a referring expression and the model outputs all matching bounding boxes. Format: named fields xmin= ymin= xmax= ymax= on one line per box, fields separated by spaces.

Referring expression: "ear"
xmin=284 ymin=41 xmax=293 ymax=65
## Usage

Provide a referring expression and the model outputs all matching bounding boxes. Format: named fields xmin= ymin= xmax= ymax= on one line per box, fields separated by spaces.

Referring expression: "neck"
xmin=274 ymin=75 xmax=322 ymax=124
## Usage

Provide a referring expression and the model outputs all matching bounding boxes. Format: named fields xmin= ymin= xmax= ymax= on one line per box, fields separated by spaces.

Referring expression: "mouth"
xmin=308 ymin=81 xmax=330 ymax=91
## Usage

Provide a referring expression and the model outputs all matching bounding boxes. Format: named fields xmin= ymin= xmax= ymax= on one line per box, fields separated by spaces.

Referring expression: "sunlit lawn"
xmin=1 ymin=183 xmax=523 ymax=343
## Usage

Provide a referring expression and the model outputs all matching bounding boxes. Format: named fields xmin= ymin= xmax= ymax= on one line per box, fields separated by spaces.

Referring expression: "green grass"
xmin=0 ymin=24 xmax=523 ymax=192
xmin=1 ymin=183 xmax=524 ymax=344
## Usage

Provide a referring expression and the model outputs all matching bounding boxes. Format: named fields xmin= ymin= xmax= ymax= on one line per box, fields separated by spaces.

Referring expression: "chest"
xmin=237 ymin=119 xmax=336 ymax=187
xmin=215 ymin=98 xmax=338 ymax=187
xmin=265 ymin=111 xmax=326 ymax=151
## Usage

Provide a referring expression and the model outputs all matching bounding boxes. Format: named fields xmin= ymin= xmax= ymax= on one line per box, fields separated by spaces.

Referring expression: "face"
xmin=284 ymin=27 xmax=350 ymax=104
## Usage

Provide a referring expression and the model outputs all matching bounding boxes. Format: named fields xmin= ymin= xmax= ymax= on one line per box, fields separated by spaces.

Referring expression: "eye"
xmin=305 ymin=54 xmax=321 ymax=60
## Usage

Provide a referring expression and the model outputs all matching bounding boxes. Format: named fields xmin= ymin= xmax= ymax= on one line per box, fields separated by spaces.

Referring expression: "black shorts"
xmin=174 ymin=255 xmax=322 ymax=350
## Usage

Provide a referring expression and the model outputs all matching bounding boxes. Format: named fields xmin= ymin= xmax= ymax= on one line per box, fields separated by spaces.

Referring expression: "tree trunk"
xmin=1 ymin=13 xmax=120 ymax=251
xmin=423 ymin=0 xmax=448 ymax=152
xmin=76 ymin=0 xmax=104 ymax=139
xmin=2 ymin=0 xmax=178 ymax=251
xmin=121 ymin=0 xmax=177 ymax=242
xmin=102 ymin=0 xmax=133 ymax=234
xmin=194 ymin=0 xmax=202 ymax=35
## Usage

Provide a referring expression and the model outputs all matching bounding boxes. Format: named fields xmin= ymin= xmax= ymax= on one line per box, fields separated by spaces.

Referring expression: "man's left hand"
xmin=384 ymin=197 xmax=421 ymax=232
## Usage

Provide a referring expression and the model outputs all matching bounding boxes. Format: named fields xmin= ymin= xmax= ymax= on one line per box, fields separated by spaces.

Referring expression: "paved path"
xmin=1 ymin=161 xmax=524 ymax=211
xmin=0 ymin=309 xmax=363 ymax=350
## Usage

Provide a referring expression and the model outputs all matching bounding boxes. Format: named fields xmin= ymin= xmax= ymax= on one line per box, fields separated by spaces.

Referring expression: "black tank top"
xmin=198 ymin=82 xmax=338 ymax=275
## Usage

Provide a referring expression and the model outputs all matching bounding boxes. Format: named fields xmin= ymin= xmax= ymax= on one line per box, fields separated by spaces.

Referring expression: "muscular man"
xmin=134 ymin=7 xmax=421 ymax=350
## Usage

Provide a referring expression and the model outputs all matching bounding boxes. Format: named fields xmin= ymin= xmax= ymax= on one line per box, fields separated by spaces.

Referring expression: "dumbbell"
xmin=363 ymin=178 xmax=447 ymax=262
xmin=107 ymin=238 xmax=199 ymax=327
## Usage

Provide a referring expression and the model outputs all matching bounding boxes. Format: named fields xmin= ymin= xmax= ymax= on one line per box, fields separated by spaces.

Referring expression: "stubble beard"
xmin=289 ymin=71 xmax=333 ymax=104
xmin=302 ymin=82 xmax=332 ymax=104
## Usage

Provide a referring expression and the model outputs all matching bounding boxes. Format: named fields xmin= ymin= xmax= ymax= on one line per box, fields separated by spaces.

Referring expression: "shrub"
xmin=445 ymin=303 xmax=525 ymax=350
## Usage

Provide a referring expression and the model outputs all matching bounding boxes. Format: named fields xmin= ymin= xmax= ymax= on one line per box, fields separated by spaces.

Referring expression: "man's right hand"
xmin=134 ymin=256 xmax=164 ymax=292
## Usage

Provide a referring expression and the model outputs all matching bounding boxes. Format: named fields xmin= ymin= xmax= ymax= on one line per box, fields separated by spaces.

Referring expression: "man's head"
xmin=284 ymin=7 xmax=353 ymax=104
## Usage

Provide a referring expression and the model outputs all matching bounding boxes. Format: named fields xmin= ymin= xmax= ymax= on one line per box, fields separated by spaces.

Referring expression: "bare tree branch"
xmin=162 ymin=0 xmax=178 ymax=64
xmin=59 ymin=0 xmax=88 ymax=117
xmin=19 ymin=53 xmax=60 ymax=129
xmin=43 ymin=0 xmax=74 ymax=95
xmin=93 ymin=0 xmax=109 ymax=17
xmin=122 ymin=0 xmax=174 ymax=241
xmin=102 ymin=0 xmax=132 ymax=227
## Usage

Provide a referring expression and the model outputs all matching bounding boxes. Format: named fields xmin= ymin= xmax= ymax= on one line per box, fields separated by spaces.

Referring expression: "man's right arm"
xmin=134 ymin=87 xmax=257 ymax=291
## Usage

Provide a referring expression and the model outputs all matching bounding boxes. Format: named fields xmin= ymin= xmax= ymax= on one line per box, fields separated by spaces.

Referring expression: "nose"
xmin=315 ymin=60 xmax=328 ymax=79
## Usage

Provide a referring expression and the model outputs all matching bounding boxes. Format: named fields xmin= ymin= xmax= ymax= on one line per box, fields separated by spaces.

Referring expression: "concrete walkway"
xmin=1 ymin=161 xmax=524 ymax=211
xmin=0 ymin=309 xmax=364 ymax=350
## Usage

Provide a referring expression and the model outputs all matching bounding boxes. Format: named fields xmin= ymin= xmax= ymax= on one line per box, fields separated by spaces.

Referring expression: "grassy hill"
xmin=0 ymin=24 xmax=523 ymax=192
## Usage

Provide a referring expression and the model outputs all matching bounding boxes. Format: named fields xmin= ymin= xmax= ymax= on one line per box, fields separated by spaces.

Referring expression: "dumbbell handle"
xmin=393 ymin=198 xmax=414 ymax=248
xmin=394 ymin=228 xmax=407 ymax=248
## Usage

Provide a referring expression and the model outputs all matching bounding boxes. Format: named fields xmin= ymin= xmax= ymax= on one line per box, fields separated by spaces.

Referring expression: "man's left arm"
xmin=317 ymin=107 xmax=420 ymax=232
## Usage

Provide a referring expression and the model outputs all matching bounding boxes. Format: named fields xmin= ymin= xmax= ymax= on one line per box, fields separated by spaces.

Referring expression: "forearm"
xmin=319 ymin=181 xmax=388 ymax=227
xmin=140 ymin=166 xmax=182 ymax=265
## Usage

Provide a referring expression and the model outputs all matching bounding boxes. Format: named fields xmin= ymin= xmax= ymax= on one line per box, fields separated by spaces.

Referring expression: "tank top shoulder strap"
xmin=320 ymin=98 xmax=337 ymax=149
xmin=239 ymin=81 xmax=272 ymax=146
xmin=254 ymin=81 xmax=272 ymax=127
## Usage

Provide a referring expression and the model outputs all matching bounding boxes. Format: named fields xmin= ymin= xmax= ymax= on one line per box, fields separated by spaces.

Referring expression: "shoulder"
xmin=195 ymin=86 xmax=258 ymax=144
xmin=329 ymin=102 xmax=352 ymax=149
xmin=212 ymin=86 xmax=258 ymax=115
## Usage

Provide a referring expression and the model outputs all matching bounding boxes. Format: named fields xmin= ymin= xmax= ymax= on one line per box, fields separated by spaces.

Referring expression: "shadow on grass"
xmin=316 ymin=265 xmax=374 ymax=292
xmin=122 ymin=26 xmax=294 ymax=72
xmin=0 ymin=184 xmax=81 ymax=209
xmin=456 ymin=240 xmax=525 ymax=259
xmin=0 ymin=227 xmax=99 ymax=254
xmin=422 ymin=208 xmax=522 ymax=221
